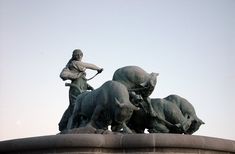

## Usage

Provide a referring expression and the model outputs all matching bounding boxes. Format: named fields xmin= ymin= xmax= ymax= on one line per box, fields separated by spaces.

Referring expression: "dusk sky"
xmin=0 ymin=0 xmax=234 ymax=141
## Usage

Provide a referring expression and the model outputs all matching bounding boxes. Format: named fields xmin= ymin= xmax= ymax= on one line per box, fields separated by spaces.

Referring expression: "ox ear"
xmin=151 ymin=72 xmax=159 ymax=77
xmin=199 ymin=119 xmax=205 ymax=125
xmin=115 ymin=98 xmax=125 ymax=108
xmin=140 ymin=80 xmax=148 ymax=87
xmin=149 ymin=72 xmax=159 ymax=87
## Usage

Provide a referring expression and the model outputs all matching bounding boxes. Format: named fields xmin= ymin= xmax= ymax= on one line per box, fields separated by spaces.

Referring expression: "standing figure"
xmin=59 ymin=49 xmax=103 ymax=131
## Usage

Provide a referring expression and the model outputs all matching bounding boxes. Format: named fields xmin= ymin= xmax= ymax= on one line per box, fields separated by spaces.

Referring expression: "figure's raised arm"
xmin=75 ymin=61 xmax=103 ymax=73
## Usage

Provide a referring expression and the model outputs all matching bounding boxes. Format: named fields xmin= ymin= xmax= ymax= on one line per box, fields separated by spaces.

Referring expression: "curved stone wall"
xmin=0 ymin=134 xmax=234 ymax=153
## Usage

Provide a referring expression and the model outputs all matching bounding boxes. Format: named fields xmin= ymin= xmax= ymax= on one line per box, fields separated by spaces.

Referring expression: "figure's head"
xmin=72 ymin=49 xmax=83 ymax=61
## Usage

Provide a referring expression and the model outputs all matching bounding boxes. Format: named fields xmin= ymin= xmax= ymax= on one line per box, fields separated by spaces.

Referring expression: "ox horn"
xmin=199 ymin=118 xmax=205 ymax=124
xmin=149 ymin=72 xmax=159 ymax=86
xmin=140 ymin=80 xmax=148 ymax=87
xmin=128 ymin=102 xmax=139 ymax=111
xmin=115 ymin=98 xmax=125 ymax=108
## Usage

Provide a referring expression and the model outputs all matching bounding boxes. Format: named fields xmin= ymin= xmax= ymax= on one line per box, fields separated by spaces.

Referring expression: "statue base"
xmin=0 ymin=134 xmax=234 ymax=154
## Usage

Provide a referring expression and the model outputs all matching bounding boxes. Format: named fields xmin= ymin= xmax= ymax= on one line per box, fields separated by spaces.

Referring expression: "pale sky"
xmin=0 ymin=0 xmax=234 ymax=141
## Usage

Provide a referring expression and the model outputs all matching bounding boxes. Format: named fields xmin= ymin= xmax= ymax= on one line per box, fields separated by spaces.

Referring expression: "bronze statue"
xmin=58 ymin=49 xmax=103 ymax=131
xmin=58 ymin=62 xmax=204 ymax=134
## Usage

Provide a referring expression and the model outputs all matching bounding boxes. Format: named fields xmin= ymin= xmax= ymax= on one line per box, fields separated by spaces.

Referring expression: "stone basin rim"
xmin=0 ymin=133 xmax=234 ymax=153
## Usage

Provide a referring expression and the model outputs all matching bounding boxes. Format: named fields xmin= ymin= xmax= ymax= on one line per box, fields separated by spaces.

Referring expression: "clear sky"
xmin=0 ymin=0 xmax=234 ymax=141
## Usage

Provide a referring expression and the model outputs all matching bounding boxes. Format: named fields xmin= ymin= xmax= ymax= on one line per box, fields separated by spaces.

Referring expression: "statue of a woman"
xmin=59 ymin=49 xmax=103 ymax=131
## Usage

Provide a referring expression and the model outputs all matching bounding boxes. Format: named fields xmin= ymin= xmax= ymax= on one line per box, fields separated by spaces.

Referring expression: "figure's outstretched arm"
xmin=75 ymin=61 xmax=103 ymax=72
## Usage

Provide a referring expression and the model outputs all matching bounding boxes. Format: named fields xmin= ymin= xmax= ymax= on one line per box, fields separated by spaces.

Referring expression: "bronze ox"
xmin=113 ymin=65 xmax=159 ymax=116
xmin=128 ymin=95 xmax=204 ymax=134
xmin=66 ymin=80 xmax=139 ymax=133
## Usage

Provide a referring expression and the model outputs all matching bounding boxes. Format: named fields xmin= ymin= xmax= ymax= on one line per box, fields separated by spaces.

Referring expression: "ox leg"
xmin=149 ymin=121 xmax=170 ymax=133
xmin=87 ymin=105 xmax=103 ymax=128
xmin=145 ymin=97 xmax=157 ymax=117
xmin=112 ymin=122 xmax=133 ymax=134
xmin=111 ymin=123 xmax=122 ymax=132
xmin=122 ymin=122 xmax=133 ymax=134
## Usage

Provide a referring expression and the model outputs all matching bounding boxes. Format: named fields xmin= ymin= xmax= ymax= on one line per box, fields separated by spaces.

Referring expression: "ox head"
xmin=185 ymin=118 xmax=205 ymax=134
xmin=114 ymin=98 xmax=139 ymax=124
xmin=140 ymin=72 xmax=159 ymax=97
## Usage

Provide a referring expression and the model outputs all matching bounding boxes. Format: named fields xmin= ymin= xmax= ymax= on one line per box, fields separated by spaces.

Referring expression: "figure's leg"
xmin=66 ymin=102 xmax=83 ymax=130
xmin=66 ymin=111 xmax=76 ymax=130
xmin=58 ymin=107 xmax=70 ymax=131
xmin=59 ymin=104 xmax=74 ymax=131
xmin=59 ymin=86 xmax=79 ymax=131
xmin=69 ymin=87 xmax=81 ymax=105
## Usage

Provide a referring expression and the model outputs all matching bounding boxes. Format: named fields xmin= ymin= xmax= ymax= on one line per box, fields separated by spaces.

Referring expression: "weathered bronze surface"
xmin=58 ymin=53 xmax=203 ymax=134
